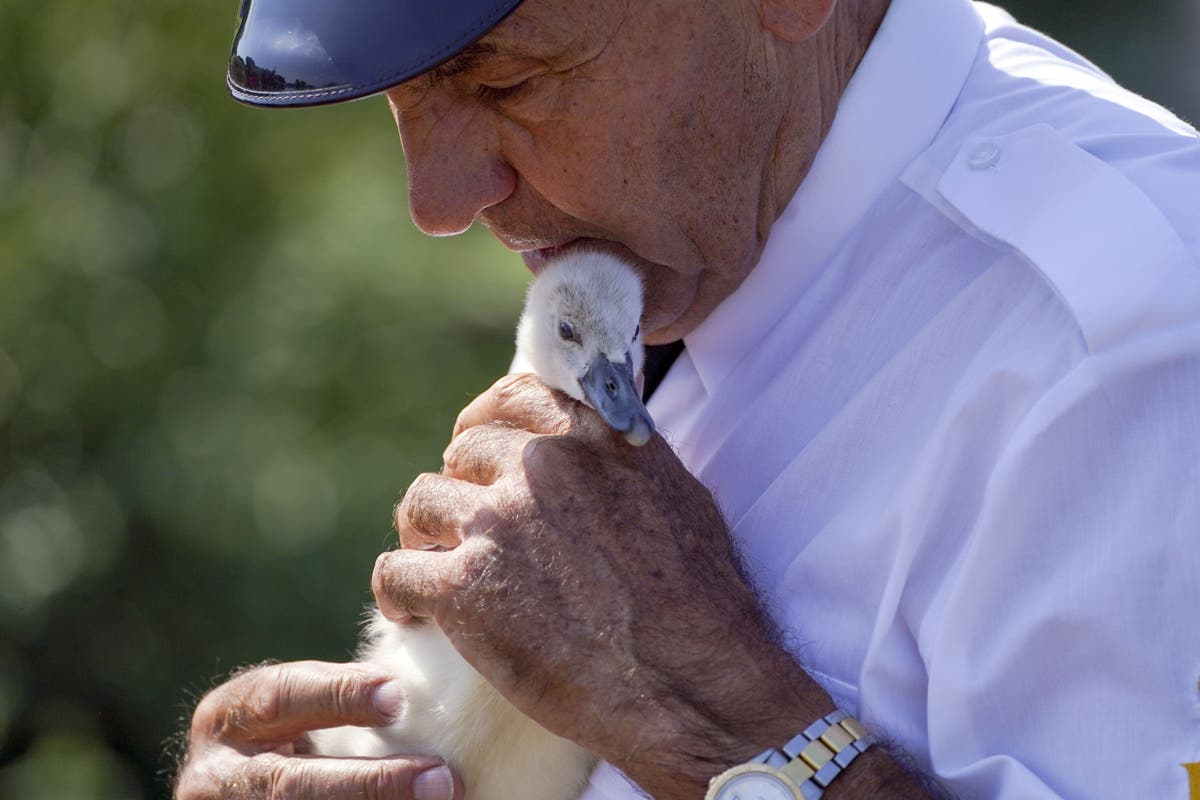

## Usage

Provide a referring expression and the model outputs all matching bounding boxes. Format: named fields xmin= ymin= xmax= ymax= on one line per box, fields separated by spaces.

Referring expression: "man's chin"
xmin=642 ymin=288 xmax=701 ymax=344
xmin=643 ymin=316 xmax=692 ymax=345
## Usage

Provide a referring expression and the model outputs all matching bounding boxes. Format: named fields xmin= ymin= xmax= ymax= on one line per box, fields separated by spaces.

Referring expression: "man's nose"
xmin=389 ymin=93 xmax=516 ymax=236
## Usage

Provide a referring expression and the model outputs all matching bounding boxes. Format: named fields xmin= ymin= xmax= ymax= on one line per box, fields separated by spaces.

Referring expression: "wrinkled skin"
xmin=374 ymin=374 xmax=833 ymax=797
xmin=176 ymin=0 xmax=941 ymax=797
xmin=389 ymin=0 xmax=843 ymax=344
xmin=174 ymin=661 xmax=464 ymax=800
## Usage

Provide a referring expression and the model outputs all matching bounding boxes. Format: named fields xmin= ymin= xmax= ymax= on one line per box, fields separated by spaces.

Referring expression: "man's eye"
xmin=476 ymin=79 xmax=530 ymax=104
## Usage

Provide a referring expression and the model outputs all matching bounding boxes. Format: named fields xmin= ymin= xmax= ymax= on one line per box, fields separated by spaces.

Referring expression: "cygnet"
xmin=310 ymin=250 xmax=654 ymax=800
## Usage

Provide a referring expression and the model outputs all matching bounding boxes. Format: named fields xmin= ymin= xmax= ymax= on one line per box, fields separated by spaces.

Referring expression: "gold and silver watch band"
xmin=765 ymin=710 xmax=876 ymax=798
xmin=708 ymin=709 xmax=875 ymax=800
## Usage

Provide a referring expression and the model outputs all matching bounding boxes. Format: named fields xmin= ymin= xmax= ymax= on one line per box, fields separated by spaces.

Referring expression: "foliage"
xmin=0 ymin=0 xmax=1194 ymax=797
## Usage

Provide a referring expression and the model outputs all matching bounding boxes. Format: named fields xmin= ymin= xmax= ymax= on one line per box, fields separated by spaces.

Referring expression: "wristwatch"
xmin=705 ymin=710 xmax=876 ymax=800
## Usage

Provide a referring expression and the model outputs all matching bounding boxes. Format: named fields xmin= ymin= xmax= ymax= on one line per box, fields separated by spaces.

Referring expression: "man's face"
xmin=387 ymin=0 xmax=808 ymax=343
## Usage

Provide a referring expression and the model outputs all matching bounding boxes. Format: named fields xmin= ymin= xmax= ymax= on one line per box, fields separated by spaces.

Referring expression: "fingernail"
xmin=412 ymin=765 xmax=454 ymax=800
xmin=373 ymin=680 xmax=405 ymax=720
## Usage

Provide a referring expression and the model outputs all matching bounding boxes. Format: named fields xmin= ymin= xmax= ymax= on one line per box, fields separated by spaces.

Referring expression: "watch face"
xmin=710 ymin=768 xmax=799 ymax=800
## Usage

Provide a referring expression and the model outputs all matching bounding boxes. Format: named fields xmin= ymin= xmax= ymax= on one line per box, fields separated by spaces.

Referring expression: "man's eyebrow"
xmin=424 ymin=42 xmax=500 ymax=84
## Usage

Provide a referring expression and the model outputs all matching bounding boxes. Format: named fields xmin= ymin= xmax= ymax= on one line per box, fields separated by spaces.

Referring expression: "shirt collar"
xmin=681 ymin=0 xmax=985 ymax=394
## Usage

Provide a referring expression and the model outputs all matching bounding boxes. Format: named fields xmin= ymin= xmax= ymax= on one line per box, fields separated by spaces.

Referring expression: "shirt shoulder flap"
xmin=918 ymin=122 xmax=1200 ymax=353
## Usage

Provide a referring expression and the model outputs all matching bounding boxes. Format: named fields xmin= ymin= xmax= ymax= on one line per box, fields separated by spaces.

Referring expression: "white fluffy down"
xmin=516 ymin=249 xmax=646 ymax=406
xmin=309 ymin=617 xmax=595 ymax=800
xmin=310 ymin=251 xmax=648 ymax=800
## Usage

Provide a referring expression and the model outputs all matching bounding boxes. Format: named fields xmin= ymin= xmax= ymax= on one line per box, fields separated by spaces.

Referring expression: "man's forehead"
xmin=416 ymin=8 xmax=575 ymax=86
xmin=475 ymin=2 xmax=583 ymax=62
xmin=484 ymin=0 xmax=580 ymax=48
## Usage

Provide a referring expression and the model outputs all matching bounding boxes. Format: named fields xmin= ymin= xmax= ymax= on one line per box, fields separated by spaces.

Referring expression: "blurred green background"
xmin=0 ymin=0 xmax=1195 ymax=797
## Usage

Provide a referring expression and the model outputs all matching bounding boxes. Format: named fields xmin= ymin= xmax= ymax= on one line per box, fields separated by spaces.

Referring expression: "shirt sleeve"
xmin=575 ymin=762 xmax=654 ymax=800
xmin=918 ymin=327 xmax=1200 ymax=799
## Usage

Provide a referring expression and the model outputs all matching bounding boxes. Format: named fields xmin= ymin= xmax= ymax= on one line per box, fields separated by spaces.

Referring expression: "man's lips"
xmin=521 ymin=238 xmax=584 ymax=273
xmin=515 ymin=237 xmax=684 ymax=342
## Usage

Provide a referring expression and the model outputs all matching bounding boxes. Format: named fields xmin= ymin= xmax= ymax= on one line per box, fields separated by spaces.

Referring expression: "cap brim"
xmin=227 ymin=0 xmax=523 ymax=108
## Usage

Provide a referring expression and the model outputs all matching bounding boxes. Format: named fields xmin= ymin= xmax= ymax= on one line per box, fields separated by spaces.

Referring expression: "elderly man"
xmin=176 ymin=0 xmax=1200 ymax=798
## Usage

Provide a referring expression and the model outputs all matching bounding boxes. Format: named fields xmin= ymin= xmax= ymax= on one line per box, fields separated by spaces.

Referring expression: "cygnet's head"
xmin=516 ymin=250 xmax=655 ymax=446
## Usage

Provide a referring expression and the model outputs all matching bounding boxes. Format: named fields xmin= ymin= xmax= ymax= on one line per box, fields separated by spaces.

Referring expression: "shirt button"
xmin=967 ymin=142 xmax=1001 ymax=170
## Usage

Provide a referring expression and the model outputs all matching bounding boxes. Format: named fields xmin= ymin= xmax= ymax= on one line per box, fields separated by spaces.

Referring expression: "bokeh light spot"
xmin=0 ymin=505 xmax=86 ymax=611
xmin=74 ymin=191 xmax=158 ymax=277
xmin=0 ymin=722 xmax=141 ymax=800
xmin=121 ymin=103 xmax=205 ymax=193
xmin=254 ymin=449 xmax=340 ymax=551
xmin=86 ymin=278 xmax=166 ymax=369
xmin=157 ymin=368 xmax=243 ymax=459
xmin=51 ymin=38 xmax=133 ymax=128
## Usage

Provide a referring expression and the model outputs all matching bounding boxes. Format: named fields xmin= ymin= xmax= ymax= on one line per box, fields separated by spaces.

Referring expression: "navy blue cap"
xmin=227 ymin=0 xmax=523 ymax=108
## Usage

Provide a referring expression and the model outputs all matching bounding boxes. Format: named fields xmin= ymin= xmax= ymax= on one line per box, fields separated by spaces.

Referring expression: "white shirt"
xmin=579 ymin=0 xmax=1200 ymax=798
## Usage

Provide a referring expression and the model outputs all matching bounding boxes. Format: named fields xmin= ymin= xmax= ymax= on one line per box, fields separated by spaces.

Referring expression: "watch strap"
xmin=776 ymin=710 xmax=876 ymax=799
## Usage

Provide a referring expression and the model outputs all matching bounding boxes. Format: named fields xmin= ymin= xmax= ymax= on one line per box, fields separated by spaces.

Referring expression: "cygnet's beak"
xmin=580 ymin=354 xmax=655 ymax=446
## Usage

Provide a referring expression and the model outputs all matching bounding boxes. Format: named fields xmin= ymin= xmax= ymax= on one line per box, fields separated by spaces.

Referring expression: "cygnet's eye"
xmin=633 ymin=324 xmax=640 ymax=342
xmin=558 ymin=320 xmax=577 ymax=342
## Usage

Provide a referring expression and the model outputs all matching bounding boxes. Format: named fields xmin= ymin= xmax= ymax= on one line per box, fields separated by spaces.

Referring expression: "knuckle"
xmin=451 ymin=400 xmax=475 ymax=438
xmin=396 ymin=474 xmax=432 ymax=533
xmin=189 ymin=688 xmax=226 ymax=741
xmin=193 ymin=661 xmax=282 ymax=742
xmin=524 ymin=434 xmax=573 ymax=470
xmin=361 ymin=761 xmax=405 ymax=800
xmin=411 ymin=471 xmax=436 ymax=493
xmin=494 ymin=372 xmax=544 ymax=408
xmin=242 ymin=667 xmax=284 ymax=729
xmin=235 ymin=757 xmax=271 ymax=799
xmin=532 ymin=393 xmax=577 ymax=436
xmin=458 ymin=541 xmax=497 ymax=586
xmin=402 ymin=474 xmax=436 ymax=534
xmin=443 ymin=425 xmax=501 ymax=480
xmin=452 ymin=404 xmax=473 ymax=437
xmin=392 ymin=497 xmax=406 ymax=534
xmin=440 ymin=438 xmax=455 ymax=470
xmin=550 ymin=411 xmax=575 ymax=436
xmin=441 ymin=435 xmax=466 ymax=473
xmin=493 ymin=371 xmax=534 ymax=398
xmin=371 ymin=553 xmax=391 ymax=597
xmin=267 ymin=758 xmax=297 ymax=800
xmin=330 ymin=670 xmax=364 ymax=720
xmin=373 ymin=552 xmax=423 ymax=615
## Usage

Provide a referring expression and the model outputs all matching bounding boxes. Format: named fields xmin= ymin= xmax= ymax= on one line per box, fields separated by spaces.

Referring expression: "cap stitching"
xmin=230 ymin=0 xmax=520 ymax=104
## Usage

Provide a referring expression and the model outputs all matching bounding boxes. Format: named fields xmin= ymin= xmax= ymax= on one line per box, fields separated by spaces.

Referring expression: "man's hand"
xmin=373 ymin=374 xmax=833 ymax=800
xmin=174 ymin=660 xmax=462 ymax=800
